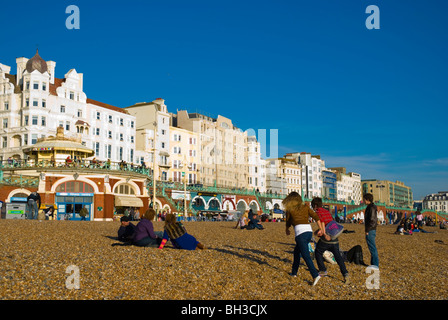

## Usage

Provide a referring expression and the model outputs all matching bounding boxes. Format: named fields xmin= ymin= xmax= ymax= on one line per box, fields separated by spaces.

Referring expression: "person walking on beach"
xmin=363 ymin=193 xmax=379 ymax=268
xmin=311 ymin=197 xmax=350 ymax=284
xmin=283 ymin=192 xmax=325 ymax=286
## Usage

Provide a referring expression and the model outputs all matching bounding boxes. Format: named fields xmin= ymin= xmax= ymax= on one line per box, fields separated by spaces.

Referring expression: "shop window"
xmin=56 ymin=181 xmax=94 ymax=193
xmin=114 ymin=184 xmax=136 ymax=195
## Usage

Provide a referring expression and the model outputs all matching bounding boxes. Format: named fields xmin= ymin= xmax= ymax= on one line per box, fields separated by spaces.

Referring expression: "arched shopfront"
xmin=54 ymin=180 xmax=95 ymax=221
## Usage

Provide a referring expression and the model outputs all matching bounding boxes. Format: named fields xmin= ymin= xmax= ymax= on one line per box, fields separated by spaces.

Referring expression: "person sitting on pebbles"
xmin=158 ymin=213 xmax=205 ymax=250
xmin=117 ymin=215 xmax=136 ymax=242
xmin=235 ymin=212 xmax=249 ymax=229
xmin=246 ymin=212 xmax=264 ymax=230
xmin=133 ymin=209 xmax=163 ymax=247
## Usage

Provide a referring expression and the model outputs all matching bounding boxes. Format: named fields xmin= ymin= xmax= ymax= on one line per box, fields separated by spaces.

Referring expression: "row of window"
xmin=93 ymin=111 xmax=134 ymax=128
xmin=426 ymin=196 xmax=447 ymax=201
xmin=24 ymin=81 xmax=81 ymax=102
xmin=93 ymin=142 xmax=134 ymax=162
xmin=55 ymin=181 xmax=138 ymax=195
xmin=93 ymin=127 xmax=134 ymax=142
xmin=172 ymin=159 xmax=197 ymax=171
xmin=172 ymin=134 xmax=197 ymax=145
xmin=3 ymin=115 xmax=135 ymax=142
xmin=172 ymin=172 xmax=197 ymax=184
xmin=24 ymin=81 xmax=48 ymax=92
xmin=1 ymin=133 xmax=39 ymax=147
xmin=172 ymin=147 xmax=197 ymax=156
xmin=15 ymin=98 xmax=135 ymax=129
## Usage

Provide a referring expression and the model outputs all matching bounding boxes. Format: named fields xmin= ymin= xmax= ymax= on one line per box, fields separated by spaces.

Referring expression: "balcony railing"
xmin=0 ymin=159 xmax=152 ymax=176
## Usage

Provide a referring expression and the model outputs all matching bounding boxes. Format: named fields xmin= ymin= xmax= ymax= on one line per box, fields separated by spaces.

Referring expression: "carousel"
xmin=22 ymin=126 xmax=95 ymax=166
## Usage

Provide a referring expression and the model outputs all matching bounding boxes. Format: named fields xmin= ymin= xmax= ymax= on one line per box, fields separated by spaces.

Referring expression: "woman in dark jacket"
xmin=133 ymin=209 xmax=163 ymax=247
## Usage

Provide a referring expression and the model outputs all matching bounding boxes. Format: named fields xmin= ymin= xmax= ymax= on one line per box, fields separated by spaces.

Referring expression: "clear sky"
xmin=1 ymin=0 xmax=447 ymax=200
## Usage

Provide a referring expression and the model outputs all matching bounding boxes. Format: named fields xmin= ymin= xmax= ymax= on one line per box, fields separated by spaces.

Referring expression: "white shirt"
xmin=294 ymin=224 xmax=312 ymax=237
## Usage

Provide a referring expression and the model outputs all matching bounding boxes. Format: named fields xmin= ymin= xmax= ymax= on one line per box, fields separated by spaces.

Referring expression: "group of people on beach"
xmin=114 ymin=191 xmax=381 ymax=287
xmin=281 ymin=192 xmax=379 ymax=286
xmin=234 ymin=209 xmax=265 ymax=230
xmin=117 ymin=208 xmax=205 ymax=251
xmin=395 ymin=214 xmax=438 ymax=235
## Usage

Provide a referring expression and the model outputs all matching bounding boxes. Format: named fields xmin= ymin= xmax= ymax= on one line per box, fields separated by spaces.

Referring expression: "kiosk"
xmin=6 ymin=197 xmax=28 ymax=219
xmin=55 ymin=192 xmax=93 ymax=221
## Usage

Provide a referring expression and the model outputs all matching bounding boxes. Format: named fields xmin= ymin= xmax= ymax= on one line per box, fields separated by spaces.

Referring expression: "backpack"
xmin=346 ymin=245 xmax=367 ymax=266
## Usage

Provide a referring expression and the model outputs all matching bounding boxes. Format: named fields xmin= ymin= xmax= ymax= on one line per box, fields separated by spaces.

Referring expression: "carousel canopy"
xmin=23 ymin=127 xmax=95 ymax=157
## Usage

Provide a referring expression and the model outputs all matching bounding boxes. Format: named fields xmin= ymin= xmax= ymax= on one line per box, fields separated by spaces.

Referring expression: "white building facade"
xmin=287 ymin=152 xmax=324 ymax=198
xmin=0 ymin=51 xmax=136 ymax=164
xmin=247 ymin=135 xmax=266 ymax=192
xmin=423 ymin=191 xmax=448 ymax=213
xmin=125 ymin=99 xmax=172 ymax=181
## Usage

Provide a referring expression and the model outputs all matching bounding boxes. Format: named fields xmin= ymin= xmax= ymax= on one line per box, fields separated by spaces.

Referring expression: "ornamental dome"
xmin=26 ymin=49 xmax=48 ymax=74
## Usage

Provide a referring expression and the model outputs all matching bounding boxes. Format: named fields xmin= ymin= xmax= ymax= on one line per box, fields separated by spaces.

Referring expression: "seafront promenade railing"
xmin=1 ymin=159 xmax=429 ymax=216
xmin=0 ymin=159 xmax=151 ymax=176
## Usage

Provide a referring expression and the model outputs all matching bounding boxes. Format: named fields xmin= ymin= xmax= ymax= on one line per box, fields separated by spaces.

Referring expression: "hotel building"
xmin=247 ymin=135 xmax=266 ymax=192
xmin=175 ymin=110 xmax=249 ymax=189
xmin=329 ymin=167 xmax=362 ymax=204
xmin=422 ymin=191 xmax=448 ymax=213
xmin=362 ymin=179 xmax=413 ymax=208
xmin=0 ymin=50 xmax=136 ymax=164
xmin=125 ymin=99 xmax=172 ymax=181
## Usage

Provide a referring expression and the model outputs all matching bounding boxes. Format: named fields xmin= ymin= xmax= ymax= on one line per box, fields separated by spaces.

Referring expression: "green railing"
xmin=0 ymin=172 xmax=39 ymax=188
xmin=0 ymin=159 xmax=152 ymax=176
xmin=1 ymin=161 xmax=423 ymax=217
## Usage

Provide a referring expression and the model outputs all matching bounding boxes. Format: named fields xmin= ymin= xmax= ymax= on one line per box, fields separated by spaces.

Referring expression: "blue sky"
xmin=1 ymin=0 xmax=447 ymax=200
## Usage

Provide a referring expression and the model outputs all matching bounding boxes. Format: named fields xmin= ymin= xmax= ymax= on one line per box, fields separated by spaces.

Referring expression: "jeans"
xmin=315 ymin=240 xmax=348 ymax=276
xmin=292 ymin=231 xmax=319 ymax=279
xmin=366 ymin=230 xmax=379 ymax=267
xmin=27 ymin=200 xmax=38 ymax=219
xmin=133 ymin=231 xmax=163 ymax=247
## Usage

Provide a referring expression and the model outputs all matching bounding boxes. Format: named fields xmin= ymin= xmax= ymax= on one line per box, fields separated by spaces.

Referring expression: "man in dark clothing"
xmin=26 ymin=192 xmax=41 ymax=220
xmin=246 ymin=212 xmax=264 ymax=230
xmin=363 ymin=193 xmax=379 ymax=268
xmin=118 ymin=216 xmax=136 ymax=242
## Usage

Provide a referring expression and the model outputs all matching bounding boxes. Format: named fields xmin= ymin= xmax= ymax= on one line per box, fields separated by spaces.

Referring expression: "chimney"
xmin=47 ymin=61 xmax=56 ymax=84
xmin=0 ymin=63 xmax=11 ymax=74
xmin=15 ymin=57 xmax=29 ymax=86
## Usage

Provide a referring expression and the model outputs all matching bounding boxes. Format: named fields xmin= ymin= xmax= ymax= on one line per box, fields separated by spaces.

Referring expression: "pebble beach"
xmin=0 ymin=219 xmax=447 ymax=300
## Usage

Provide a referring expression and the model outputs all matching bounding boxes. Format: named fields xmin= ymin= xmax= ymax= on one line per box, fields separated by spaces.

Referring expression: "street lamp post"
xmin=179 ymin=157 xmax=192 ymax=218
xmin=152 ymin=119 xmax=158 ymax=214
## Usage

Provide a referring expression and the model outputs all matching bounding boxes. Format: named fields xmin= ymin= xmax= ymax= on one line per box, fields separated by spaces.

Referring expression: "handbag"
xmin=325 ymin=220 xmax=344 ymax=240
